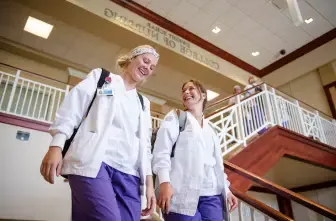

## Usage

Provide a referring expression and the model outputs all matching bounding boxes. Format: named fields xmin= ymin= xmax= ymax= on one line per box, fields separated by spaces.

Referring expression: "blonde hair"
xmin=116 ymin=45 xmax=157 ymax=69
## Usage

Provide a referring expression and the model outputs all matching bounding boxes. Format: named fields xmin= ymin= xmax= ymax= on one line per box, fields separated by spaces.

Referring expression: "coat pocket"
xmin=68 ymin=131 xmax=97 ymax=164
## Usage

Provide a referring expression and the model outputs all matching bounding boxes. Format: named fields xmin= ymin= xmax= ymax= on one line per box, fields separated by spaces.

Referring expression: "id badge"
xmin=97 ymin=88 xmax=114 ymax=96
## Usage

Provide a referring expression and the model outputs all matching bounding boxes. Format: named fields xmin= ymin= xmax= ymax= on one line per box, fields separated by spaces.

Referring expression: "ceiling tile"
xmin=231 ymin=17 xmax=264 ymax=37
xmin=248 ymin=27 xmax=286 ymax=53
xmin=235 ymin=0 xmax=267 ymax=16
xmin=304 ymin=0 xmax=336 ymax=26
xmin=132 ymin=0 xmax=151 ymax=6
xmin=202 ymin=21 xmax=231 ymax=44
xmin=167 ymin=0 xmax=199 ymax=25
xmin=146 ymin=0 xmax=181 ymax=17
xmin=186 ymin=0 xmax=211 ymax=8
xmin=282 ymin=0 xmax=334 ymax=38
xmin=217 ymin=6 xmax=249 ymax=28
xmin=200 ymin=0 xmax=231 ymax=20
xmin=184 ymin=9 xmax=218 ymax=36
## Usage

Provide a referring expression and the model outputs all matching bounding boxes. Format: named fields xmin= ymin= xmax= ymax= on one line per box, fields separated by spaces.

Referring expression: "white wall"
xmin=0 ymin=123 xmax=71 ymax=221
xmin=291 ymin=187 xmax=336 ymax=221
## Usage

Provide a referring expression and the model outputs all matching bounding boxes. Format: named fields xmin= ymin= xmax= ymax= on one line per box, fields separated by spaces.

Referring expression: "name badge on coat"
xmin=97 ymin=88 xmax=114 ymax=96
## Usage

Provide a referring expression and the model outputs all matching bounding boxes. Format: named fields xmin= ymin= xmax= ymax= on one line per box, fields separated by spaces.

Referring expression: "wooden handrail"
xmin=225 ymin=161 xmax=336 ymax=220
xmin=231 ymin=188 xmax=294 ymax=221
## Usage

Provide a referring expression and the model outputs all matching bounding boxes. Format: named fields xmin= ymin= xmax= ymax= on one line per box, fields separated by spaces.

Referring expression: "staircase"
xmin=1 ymin=63 xmax=336 ymax=221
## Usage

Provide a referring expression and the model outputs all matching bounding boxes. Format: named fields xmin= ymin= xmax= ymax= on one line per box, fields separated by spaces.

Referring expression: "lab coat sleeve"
xmin=152 ymin=110 xmax=179 ymax=184
xmin=143 ymin=97 xmax=153 ymax=176
xmin=213 ymin=130 xmax=232 ymax=196
xmin=49 ymin=68 xmax=102 ymax=149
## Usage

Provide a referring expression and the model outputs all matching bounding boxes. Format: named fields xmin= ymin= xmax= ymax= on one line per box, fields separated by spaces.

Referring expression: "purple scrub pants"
xmin=68 ymin=163 xmax=141 ymax=221
xmin=163 ymin=195 xmax=226 ymax=221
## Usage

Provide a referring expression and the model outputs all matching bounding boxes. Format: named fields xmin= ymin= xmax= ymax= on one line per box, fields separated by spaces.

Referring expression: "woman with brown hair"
xmin=152 ymin=80 xmax=238 ymax=221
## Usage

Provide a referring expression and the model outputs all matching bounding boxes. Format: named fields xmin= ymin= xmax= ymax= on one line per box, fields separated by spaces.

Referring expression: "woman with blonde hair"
xmin=40 ymin=45 xmax=159 ymax=221
xmin=153 ymin=80 xmax=238 ymax=221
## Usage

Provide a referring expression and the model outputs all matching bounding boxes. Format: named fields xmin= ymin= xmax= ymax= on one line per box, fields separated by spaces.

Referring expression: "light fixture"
xmin=24 ymin=16 xmax=53 ymax=39
xmin=207 ymin=90 xmax=219 ymax=101
xmin=304 ymin=18 xmax=313 ymax=24
xmin=212 ymin=26 xmax=221 ymax=34
xmin=252 ymin=51 xmax=260 ymax=56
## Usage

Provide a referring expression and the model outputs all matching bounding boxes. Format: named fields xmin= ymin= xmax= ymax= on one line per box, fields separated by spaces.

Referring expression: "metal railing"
xmin=205 ymin=84 xmax=336 ymax=156
xmin=0 ymin=69 xmax=69 ymax=123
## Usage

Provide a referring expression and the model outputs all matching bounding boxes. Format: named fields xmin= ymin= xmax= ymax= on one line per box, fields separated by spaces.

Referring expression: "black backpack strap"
xmin=61 ymin=68 xmax=110 ymax=160
xmin=170 ymin=109 xmax=187 ymax=158
xmin=137 ymin=92 xmax=145 ymax=111
xmin=83 ymin=68 xmax=109 ymax=118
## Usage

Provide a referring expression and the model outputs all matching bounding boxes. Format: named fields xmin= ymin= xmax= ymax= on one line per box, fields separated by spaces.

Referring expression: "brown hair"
xmin=182 ymin=80 xmax=207 ymax=111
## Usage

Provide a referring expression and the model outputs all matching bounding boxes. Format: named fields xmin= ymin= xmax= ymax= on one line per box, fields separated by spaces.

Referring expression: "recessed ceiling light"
xmin=305 ymin=18 xmax=313 ymax=24
xmin=252 ymin=51 xmax=260 ymax=56
xmin=212 ymin=26 xmax=221 ymax=34
xmin=24 ymin=16 xmax=53 ymax=39
xmin=207 ymin=89 xmax=219 ymax=101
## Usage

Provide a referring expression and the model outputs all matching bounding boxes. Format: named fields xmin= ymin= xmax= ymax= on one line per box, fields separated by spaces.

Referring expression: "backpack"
xmin=61 ymin=68 xmax=144 ymax=159
xmin=151 ymin=109 xmax=187 ymax=158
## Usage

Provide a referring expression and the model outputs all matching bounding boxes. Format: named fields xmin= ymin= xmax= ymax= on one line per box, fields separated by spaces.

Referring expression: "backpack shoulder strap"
xmin=170 ymin=109 xmax=187 ymax=158
xmin=99 ymin=68 xmax=110 ymax=88
xmin=137 ymin=92 xmax=145 ymax=111
xmin=176 ymin=109 xmax=187 ymax=132
xmin=84 ymin=68 xmax=109 ymax=118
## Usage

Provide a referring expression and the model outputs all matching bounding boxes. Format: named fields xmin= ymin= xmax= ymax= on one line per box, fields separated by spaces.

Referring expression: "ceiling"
xmin=262 ymin=157 xmax=336 ymax=188
xmin=0 ymin=0 xmax=244 ymax=108
xmin=133 ymin=0 xmax=336 ymax=69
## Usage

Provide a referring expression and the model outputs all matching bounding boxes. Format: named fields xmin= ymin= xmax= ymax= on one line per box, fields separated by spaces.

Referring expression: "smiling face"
xmin=126 ymin=53 xmax=158 ymax=83
xmin=182 ymin=81 xmax=207 ymax=111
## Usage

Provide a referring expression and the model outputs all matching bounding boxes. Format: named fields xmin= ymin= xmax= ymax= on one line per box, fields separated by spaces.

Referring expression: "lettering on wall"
xmin=104 ymin=8 xmax=219 ymax=70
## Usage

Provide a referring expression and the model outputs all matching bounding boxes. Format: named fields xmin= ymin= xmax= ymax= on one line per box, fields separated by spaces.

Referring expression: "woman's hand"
xmin=142 ymin=176 xmax=156 ymax=216
xmin=158 ymin=182 xmax=174 ymax=214
xmin=40 ymin=146 xmax=63 ymax=184
xmin=227 ymin=192 xmax=238 ymax=212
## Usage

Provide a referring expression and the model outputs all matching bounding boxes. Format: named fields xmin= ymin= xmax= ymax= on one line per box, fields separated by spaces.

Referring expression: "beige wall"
xmin=277 ymin=71 xmax=331 ymax=116
xmin=0 ymin=49 xmax=69 ymax=84
xmin=0 ymin=123 xmax=71 ymax=221
xmin=0 ymin=49 xmax=69 ymax=89
xmin=291 ymin=187 xmax=336 ymax=221
xmin=263 ymin=39 xmax=336 ymax=88
xmin=318 ymin=62 xmax=336 ymax=86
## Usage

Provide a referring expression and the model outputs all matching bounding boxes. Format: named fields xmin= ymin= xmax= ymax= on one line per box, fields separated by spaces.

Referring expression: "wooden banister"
xmin=231 ymin=188 xmax=294 ymax=221
xmin=225 ymin=161 xmax=336 ymax=220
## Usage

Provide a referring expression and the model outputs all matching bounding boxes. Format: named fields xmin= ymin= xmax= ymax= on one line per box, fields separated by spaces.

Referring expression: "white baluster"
xmin=236 ymin=95 xmax=246 ymax=146
xmin=295 ymin=100 xmax=307 ymax=136
xmin=48 ymin=89 xmax=57 ymax=122
xmin=20 ymin=81 xmax=30 ymax=115
xmin=65 ymin=85 xmax=70 ymax=95
xmin=238 ymin=201 xmax=244 ymax=221
xmin=6 ymin=70 xmax=20 ymax=112
xmin=315 ymin=111 xmax=327 ymax=143
xmin=271 ymin=88 xmax=282 ymax=126
xmin=14 ymin=78 xmax=24 ymax=114
xmin=263 ymin=84 xmax=275 ymax=126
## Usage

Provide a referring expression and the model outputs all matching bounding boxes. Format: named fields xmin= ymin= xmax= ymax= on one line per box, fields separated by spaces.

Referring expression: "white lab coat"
xmin=152 ymin=110 xmax=231 ymax=217
xmin=49 ymin=68 xmax=152 ymax=196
